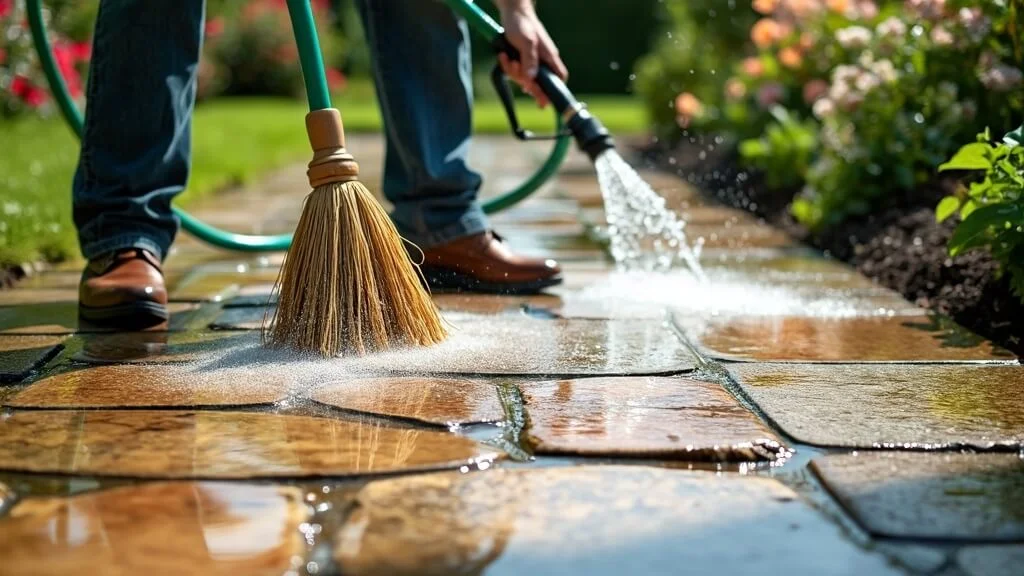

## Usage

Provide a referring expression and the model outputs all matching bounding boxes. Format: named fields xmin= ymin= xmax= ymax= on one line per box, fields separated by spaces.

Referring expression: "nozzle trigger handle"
xmin=490 ymin=35 xmax=571 ymax=141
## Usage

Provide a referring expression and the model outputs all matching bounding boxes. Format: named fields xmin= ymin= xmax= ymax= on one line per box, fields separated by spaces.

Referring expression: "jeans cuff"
xmin=403 ymin=206 xmax=489 ymax=249
xmin=80 ymin=229 xmax=170 ymax=262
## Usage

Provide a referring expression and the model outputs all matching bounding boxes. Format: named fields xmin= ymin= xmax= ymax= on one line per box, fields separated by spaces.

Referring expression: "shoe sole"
xmin=420 ymin=266 xmax=563 ymax=295
xmin=79 ymin=301 xmax=170 ymax=330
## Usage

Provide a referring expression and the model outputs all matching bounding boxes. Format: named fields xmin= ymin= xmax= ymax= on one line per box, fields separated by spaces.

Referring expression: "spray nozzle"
xmin=490 ymin=36 xmax=616 ymax=162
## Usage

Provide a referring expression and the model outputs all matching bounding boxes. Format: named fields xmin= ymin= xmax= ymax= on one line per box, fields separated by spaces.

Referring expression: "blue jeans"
xmin=74 ymin=0 xmax=487 ymax=261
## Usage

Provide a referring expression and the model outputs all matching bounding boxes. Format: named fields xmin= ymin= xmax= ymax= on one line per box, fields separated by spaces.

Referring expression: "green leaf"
xmin=936 ymin=197 xmax=961 ymax=222
xmin=939 ymin=143 xmax=992 ymax=172
xmin=738 ymin=139 xmax=767 ymax=159
xmin=1004 ymin=123 xmax=1024 ymax=147
xmin=949 ymin=203 xmax=1024 ymax=256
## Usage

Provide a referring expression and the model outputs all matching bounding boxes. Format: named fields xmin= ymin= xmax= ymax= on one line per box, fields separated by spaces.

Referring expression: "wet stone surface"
xmin=0 ymin=335 xmax=65 ymax=383
xmin=311 ymin=376 xmax=506 ymax=427
xmin=812 ymin=452 xmax=1024 ymax=540
xmin=168 ymin=262 xmax=283 ymax=302
xmin=334 ymin=466 xmax=902 ymax=576
xmin=958 ymin=545 xmax=1024 ymax=576
xmin=0 ymin=482 xmax=308 ymax=575
xmin=0 ymin=410 xmax=500 ymax=479
xmin=71 ymin=331 xmax=257 ymax=365
xmin=354 ymin=313 xmax=693 ymax=376
xmin=202 ymin=311 xmax=696 ymax=376
xmin=731 ymin=363 xmax=1024 ymax=448
xmin=0 ymin=302 xmax=202 ymax=334
xmin=683 ymin=314 xmax=1013 ymax=362
xmin=522 ymin=377 xmax=784 ymax=461
xmin=6 ymin=363 xmax=294 ymax=409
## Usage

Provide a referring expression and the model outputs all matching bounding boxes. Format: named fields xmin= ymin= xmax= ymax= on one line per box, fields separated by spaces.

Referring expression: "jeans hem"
xmin=80 ymin=232 xmax=169 ymax=262
xmin=400 ymin=207 xmax=489 ymax=249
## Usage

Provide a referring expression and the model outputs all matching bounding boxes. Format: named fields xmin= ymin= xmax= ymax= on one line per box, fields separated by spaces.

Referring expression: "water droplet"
xmin=609 ymin=61 xmax=620 ymax=71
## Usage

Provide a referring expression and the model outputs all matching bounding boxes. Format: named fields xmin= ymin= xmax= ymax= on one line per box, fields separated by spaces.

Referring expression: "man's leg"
xmin=354 ymin=0 xmax=485 ymax=247
xmin=74 ymin=0 xmax=204 ymax=326
xmin=355 ymin=0 xmax=561 ymax=294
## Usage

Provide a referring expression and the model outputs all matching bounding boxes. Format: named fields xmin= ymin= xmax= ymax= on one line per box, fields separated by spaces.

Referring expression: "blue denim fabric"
xmin=73 ymin=0 xmax=487 ymax=261
xmin=354 ymin=0 xmax=487 ymax=247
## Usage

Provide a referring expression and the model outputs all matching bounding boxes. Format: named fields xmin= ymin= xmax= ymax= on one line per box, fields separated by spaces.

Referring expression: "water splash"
xmin=594 ymin=150 xmax=707 ymax=281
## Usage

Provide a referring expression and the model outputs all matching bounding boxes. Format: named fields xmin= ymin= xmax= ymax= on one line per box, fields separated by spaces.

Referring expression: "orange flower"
xmin=725 ymin=78 xmax=747 ymax=100
xmin=742 ymin=57 xmax=765 ymax=77
xmin=674 ymin=92 xmax=704 ymax=118
xmin=751 ymin=18 xmax=785 ymax=48
xmin=753 ymin=0 xmax=778 ymax=15
xmin=799 ymin=32 xmax=815 ymax=50
xmin=826 ymin=0 xmax=849 ymax=14
xmin=779 ymin=47 xmax=803 ymax=69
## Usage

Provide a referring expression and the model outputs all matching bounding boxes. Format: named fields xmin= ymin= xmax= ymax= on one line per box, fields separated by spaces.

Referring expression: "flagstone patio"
xmin=0 ymin=135 xmax=1021 ymax=575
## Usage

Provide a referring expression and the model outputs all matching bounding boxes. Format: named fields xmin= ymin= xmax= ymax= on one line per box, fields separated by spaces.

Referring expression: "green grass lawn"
xmin=0 ymin=84 xmax=645 ymax=267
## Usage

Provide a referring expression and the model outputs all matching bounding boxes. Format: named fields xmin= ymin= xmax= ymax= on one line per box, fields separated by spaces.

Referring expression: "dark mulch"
xmin=632 ymin=135 xmax=1024 ymax=356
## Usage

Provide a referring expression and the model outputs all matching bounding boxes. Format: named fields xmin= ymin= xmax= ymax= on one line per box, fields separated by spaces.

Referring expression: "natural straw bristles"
xmin=265 ymin=180 xmax=448 ymax=357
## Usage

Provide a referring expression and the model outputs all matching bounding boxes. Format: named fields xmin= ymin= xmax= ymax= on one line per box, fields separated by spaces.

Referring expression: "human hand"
xmin=494 ymin=0 xmax=568 ymax=107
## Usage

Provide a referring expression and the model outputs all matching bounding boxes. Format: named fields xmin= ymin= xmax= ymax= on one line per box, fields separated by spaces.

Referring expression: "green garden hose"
xmin=26 ymin=0 xmax=570 ymax=253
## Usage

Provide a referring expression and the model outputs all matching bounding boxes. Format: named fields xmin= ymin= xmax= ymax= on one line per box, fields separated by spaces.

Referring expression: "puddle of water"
xmin=594 ymin=150 xmax=706 ymax=280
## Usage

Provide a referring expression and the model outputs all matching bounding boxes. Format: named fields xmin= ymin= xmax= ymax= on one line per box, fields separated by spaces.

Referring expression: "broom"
xmin=265 ymin=0 xmax=447 ymax=357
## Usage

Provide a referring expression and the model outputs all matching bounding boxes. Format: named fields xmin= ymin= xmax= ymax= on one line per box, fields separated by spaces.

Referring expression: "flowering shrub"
xmin=937 ymin=124 xmax=1024 ymax=298
xmin=0 ymin=0 xmax=347 ymax=114
xmin=638 ymin=0 xmax=1024 ymax=230
xmin=1 ymin=0 xmax=94 ymax=118
xmin=200 ymin=0 xmax=346 ymax=100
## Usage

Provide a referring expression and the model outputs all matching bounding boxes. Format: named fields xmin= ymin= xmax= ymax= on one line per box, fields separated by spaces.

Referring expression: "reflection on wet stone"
xmin=522 ymin=377 xmax=784 ymax=461
xmin=732 ymin=363 xmax=1024 ymax=448
xmin=0 ymin=482 xmax=307 ymax=575
xmin=0 ymin=410 xmax=500 ymax=478
xmin=0 ymin=302 xmax=201 ymax=334
xmin=72 ymin=331 xmax=258 ymax=365
xmin=813 ymin=452 xmax=1024 ymax=540
xmin=0 ymin=335 xmax=65 ymax=383
xmin=210 ymin=306 xmax=273 ymax=330
xmin=7 ymin=363 xmax=294 ymax=408
xmin=686 ymin=315 xmax=1012 ymax=362
xmin=311 ymin=377 xmax=505 ymax=426
xmin=958 ymin=545 xmax=1024 ymax=576
xmin=335 ymin=466 xmax=902 ymax=576
xmin=169 ymin=264 xmax=283 ymax=302
xmin=432 ymin=293 xmax=563 ymax=316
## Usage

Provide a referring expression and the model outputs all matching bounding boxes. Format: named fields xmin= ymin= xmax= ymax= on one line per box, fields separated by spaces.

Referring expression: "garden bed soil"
xmin=634 ymin=135 xmax=1024 ymax=357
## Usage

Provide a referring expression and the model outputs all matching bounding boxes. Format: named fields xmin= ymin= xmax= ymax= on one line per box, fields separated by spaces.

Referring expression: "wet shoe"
xmin=417 ymin=231 xmax=563 ymax=294
xmin=79 ymin=249 xmax=168 ymax=330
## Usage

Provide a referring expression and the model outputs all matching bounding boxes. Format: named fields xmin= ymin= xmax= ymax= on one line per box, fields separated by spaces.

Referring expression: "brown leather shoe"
xmin=79 ymin=249 xmax=168 ymax=329
xmin=417 ymin=232 xmax=562 ymax=294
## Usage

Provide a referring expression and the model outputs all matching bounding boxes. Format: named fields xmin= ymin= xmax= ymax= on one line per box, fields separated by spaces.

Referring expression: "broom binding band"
xmin=305 ymin=108 xmax=360 ymax=188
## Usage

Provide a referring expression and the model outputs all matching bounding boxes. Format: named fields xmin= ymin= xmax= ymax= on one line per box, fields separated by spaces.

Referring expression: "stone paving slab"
xmin=731 ymin=363 xmax=1024 ymax=448
xmin=0 ymin=482 xmax=308 ymax=575
xmin=5 ymin=364 xmax=294 ymax=409
xmin=702 ymin=249 xmax=884 ymax=291
xmin=812 ymin=452 xmax=1024 ymax=541
xmin=0 ymin=302 xmax=202 ymax=335
xmin=0 ymin=335 xmax=65 ymax=383
xmin=958 ymin=545 xmax=1024 ymax=576
xmin=206 ymin=311 xmax=696 ymax=376
xmin=168 ymin=263 xmax=283 ymax=302
xmin=334 ymin=466 xmax=902 ymax=576
xmin=522 ymin=377 xmax=785 ymax=461
xmin=71 ymin=331 xmax=256 ymax=365
xmin=687 ymin=222 xmax=796 ymax=250
xmin=310 ymin=376 xmax=506 ymax=427
xmin=0 ymin=410 xmax=500 ymax=479
xmin=681 ymin=314 xmax=1013 ymax=363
